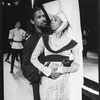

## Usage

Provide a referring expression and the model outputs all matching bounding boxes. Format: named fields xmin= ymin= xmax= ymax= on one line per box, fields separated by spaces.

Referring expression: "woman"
xmin=31 ymin=12 xmax=81 ymax=100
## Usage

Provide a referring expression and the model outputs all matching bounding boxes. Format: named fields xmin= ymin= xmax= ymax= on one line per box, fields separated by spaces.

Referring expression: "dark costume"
xmin=22 ymin=26 xmax=51 ymax=100
xmin=82 ymin=30 xmax=88 ymax=57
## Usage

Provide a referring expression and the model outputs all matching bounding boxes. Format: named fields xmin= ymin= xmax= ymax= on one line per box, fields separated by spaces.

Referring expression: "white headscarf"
xmin=43 ymin=0 xmax=83 ymax=50
xmin=55 ymin=12 xmax=68 ymax=33
xmin=43 ymin=0 xmax=84 ymax=86
xmin=59 ymin=0 xmax=83 ymax=50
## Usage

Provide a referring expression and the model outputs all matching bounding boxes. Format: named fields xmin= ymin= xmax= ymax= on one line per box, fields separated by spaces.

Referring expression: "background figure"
xmin=22 ymin=7 xmax=52 ymax=100
xmin=5 ymin=41 xmax=19 ymax=62
xmin=9 ymin=22 xmax=26 ymax=73
xmin=82 ymin=30 xmax=88 ymax=57
xmin=5 ymin=42 xmax=12 ymax=62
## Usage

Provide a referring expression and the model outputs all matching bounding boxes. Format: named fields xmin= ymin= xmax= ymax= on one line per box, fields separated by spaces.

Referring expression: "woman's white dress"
xmin=31 ymin=29 xmax=83 ymax=100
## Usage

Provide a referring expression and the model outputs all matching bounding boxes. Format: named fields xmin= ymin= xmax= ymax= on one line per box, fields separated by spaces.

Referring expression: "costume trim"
xmin=43 ymin=36 xmax=77 ymax=53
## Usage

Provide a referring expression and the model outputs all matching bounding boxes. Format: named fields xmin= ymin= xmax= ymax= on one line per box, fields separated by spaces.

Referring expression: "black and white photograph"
xmin=1 ymin=0 xmax=99 ymax=100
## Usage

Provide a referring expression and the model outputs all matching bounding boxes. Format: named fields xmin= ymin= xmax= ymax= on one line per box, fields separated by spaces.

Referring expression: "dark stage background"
xmin=1 ymin=0 xmax=99 ymax=100
xmin=2 ymin=0 xmax=98 ymax=53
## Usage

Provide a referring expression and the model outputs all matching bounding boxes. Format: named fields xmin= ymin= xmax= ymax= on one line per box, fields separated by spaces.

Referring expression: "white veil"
xmin=59 ymin=0 xmax=83 ymax=50
xmin=43 ymin=1 xmax=84 ymax=99
xmin=59 ymin=0 xmax=84 ymax=87
xmin=43 ymin=0 xmax=83 ymax=50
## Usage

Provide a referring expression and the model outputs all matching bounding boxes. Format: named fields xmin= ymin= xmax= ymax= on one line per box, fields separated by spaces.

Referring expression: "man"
xmin=9 ymin=22 xmax=26 ymax=73
xmin=5 ymin=40 xmax=19 ymax=62
xmin=22 ymin=7 xmax=52 ymax=100
xmin=82 ymin=30 xmax=88 ymax=57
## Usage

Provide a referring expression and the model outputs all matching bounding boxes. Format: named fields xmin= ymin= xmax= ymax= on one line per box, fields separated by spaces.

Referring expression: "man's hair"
xmin=31 ymin=7 xmax=42 ymax=20
xmin=15 ymin=22 xmax=21 ymax=27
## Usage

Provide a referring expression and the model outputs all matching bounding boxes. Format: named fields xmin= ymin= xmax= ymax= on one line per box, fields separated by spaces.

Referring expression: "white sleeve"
xmin=69 ymin=44 xmax=81 ymax=72
xmin=22 ymin=30 xmax=26 ymax=39
xmin=67 ymin=27 xmax=77 ymax=42
xmin=72 ymin=44 xmax=80 ymax=64
xmin=31 ymin=37 xmax=52 ymax=76
xmin=9 ymin=30 xmax=14 ymax=39
xmin=62 ymin=44 xmax=80 ymax=73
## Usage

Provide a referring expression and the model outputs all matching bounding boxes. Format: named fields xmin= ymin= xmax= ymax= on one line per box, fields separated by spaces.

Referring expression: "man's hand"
xmin=50 ymin=70 xmax=62 ymax=79
xmin=10 ymin=42 xmax=12 ymax=45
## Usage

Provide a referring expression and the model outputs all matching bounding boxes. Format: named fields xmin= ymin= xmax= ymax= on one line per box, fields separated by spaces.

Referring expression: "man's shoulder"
xmin=10 ymin=28 xmax=15 ymax=32
xmin=24 ymin=35 xmax=34 ymax=45
xmin=24 ymin=35 xmax=38 ymax=50
xmin=20 ymin=28 xmax=26 ymax=32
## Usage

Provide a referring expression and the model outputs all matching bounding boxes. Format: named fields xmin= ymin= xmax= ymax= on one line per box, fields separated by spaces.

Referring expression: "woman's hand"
xmin=47 ymin=63 xmax=64 ymax=79
xmin=62 ymin=63 xmax=80 ymax=73
xmin=50 ymin=63 xmax=58 ymax=71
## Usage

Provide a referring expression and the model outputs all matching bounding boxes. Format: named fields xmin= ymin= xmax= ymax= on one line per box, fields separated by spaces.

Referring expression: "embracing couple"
xmin=22 ymin=0 xmax=83 ymax=100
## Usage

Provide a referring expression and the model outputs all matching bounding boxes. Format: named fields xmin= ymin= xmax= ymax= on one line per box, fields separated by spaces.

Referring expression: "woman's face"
xmin=50 ymin=16 xmax=62 ymax=31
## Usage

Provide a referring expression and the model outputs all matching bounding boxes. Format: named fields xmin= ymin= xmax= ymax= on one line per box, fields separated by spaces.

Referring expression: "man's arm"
xmin=22 ymin=43 xmax=41 ymax=83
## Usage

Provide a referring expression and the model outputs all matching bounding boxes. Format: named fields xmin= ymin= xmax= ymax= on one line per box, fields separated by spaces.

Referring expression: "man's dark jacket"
xmin=22 ymin=26 xmax=52 ymax=83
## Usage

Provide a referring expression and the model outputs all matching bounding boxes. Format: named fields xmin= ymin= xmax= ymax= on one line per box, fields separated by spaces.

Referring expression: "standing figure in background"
xmin=82 ymin=30 xmax=88 ymax=57
xmin=9 ymin=22 xmax=26 ymax=73
xmin=5 ymin=41 xmax=13 ymax=62
xmin=22 ymin=7 xmax=52 ymax=100
xmin=5 ymin=40 xmax=19 ymax=62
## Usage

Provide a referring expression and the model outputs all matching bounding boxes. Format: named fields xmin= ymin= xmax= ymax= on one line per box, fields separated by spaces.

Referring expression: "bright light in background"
xmin=14 ymin=0 xmax=20 ymax=6
xmin=7 ymin=3 xmax=11 ymax=6
xmin=2 ymin=2 xmax=4 ymax=5
xmin=31 ymin=0 xmax=34 ymax=9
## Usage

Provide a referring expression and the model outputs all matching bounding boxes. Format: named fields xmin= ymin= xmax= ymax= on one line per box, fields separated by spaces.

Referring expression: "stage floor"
xmin=3 ymin=51 xmax=99 ymax=100
xmin=83 ymin=52 xmax=98 ymax=83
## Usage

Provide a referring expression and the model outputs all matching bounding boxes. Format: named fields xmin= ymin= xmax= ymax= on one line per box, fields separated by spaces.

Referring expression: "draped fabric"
xmin=31 ymin=0 xmax=84 ymax=100
xmin=31 ymin=27 xmax=83 ymax=100
xmin=43 ymin=0 xmax=83 ymax=49
xmin=59 ymin=0 xmax=83 ymax=50
xmin=58 ymin=1 xmax=84 ymax=100
xmin=43 ymin=0 xmax=83 ymax=84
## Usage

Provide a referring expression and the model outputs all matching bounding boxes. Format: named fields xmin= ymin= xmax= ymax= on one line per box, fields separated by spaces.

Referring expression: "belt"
xmin=13 ymin=40 xmax=22 ymax=43
xmin=45 ymin=55 xmax=73 ymax=67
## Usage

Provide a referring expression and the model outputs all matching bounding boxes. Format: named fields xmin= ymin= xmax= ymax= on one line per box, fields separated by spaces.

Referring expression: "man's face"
xmin=33 ymin=10 xmax=47 ymax=28
xmin=16 ymin=22 xmax=21 ymax=28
